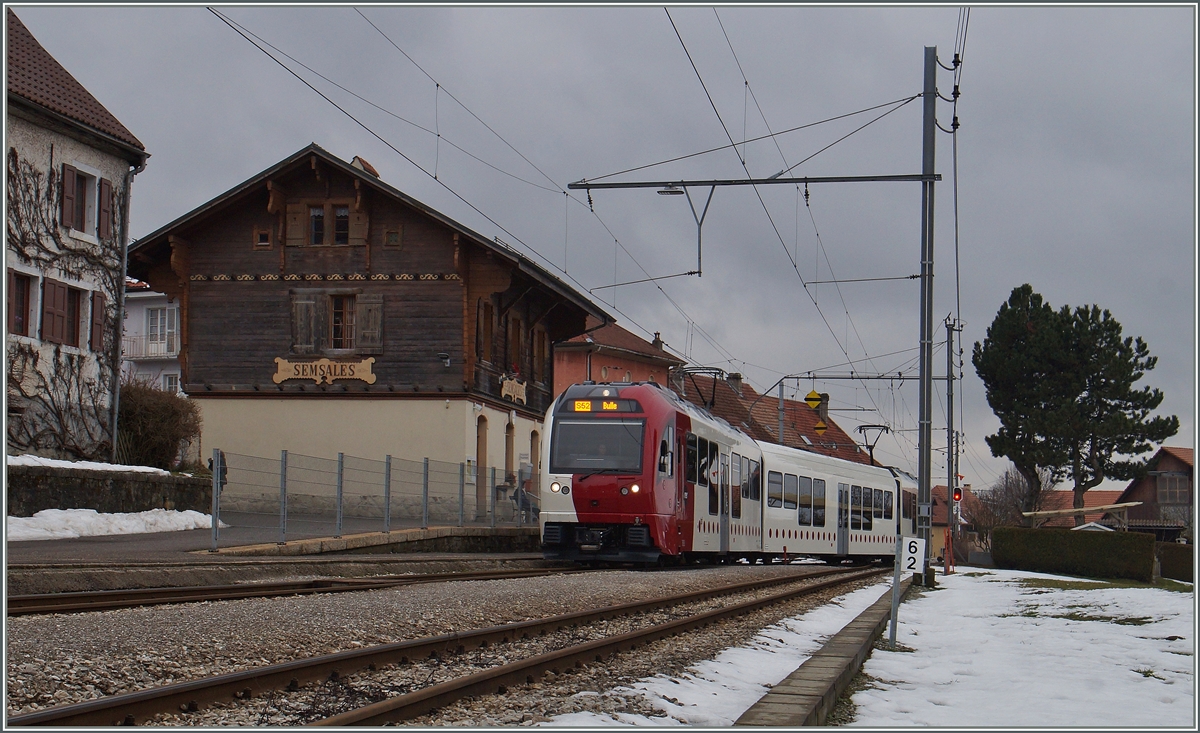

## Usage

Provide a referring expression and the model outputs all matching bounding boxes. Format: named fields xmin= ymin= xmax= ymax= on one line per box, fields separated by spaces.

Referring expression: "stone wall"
xmin=6 ymin=465 xmax=212 ymax=517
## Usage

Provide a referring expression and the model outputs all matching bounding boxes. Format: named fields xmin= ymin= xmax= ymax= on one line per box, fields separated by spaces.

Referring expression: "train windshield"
xmin=549 ymin=418 xmax=645 ymax=474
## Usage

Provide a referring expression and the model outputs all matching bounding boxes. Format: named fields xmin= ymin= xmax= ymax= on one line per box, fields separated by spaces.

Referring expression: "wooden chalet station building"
xmin=128 ymin=144 xmax=610 ymax=487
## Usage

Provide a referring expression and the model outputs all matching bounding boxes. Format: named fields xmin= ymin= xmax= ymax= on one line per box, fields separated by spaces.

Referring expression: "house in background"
xmin=121 ymin=278 xmax=182 ymax=393
xmin=126 ymin=144 xmax=609 ymax=509
xmin=5 ymin=8 xmax=148 ymax=460
xmin=1035 ymin=489 xmax=1125 ymax=529
xmin=552 ymin=316 xmax=685 ymax=396
xmin=670 ymin=371 xmax=876 ymax=466
xmin=1106 ymin=446 xmax=1193 ymax=542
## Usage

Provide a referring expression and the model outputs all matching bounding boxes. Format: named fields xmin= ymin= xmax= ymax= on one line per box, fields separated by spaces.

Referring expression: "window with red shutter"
xmin=41 ymin=279 xmax=67 ymax=343
xmin=98 ymin=178 xmax=112 ymax=239
xmin=90 ymin=291 xmax=106 ymax=351
xmin=65 ymin=289 xmax=80 ymax=347
xmin=60 ymin=165 xmax=77 ymax=229
xmin=9 ymin=272 xmax=32 ymax=336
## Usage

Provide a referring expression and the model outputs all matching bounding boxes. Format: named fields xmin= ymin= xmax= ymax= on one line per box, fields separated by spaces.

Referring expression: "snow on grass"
xmin=7 ymin=508 xmax=219 ymax=541
xmin=6 ymin=453 xmax=171 ymax=475
xmin=850 ymin=568 xmax=1194 ymax=727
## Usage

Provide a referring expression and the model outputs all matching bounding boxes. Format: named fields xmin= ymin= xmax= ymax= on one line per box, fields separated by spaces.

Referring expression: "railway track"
xmin=5 ymin=568 xmax=584 ymax=616
xmin=7 ymin=565 xmax=887 ymax=727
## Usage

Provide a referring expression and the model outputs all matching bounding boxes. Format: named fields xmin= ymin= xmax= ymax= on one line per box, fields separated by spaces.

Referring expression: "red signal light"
xmin=952 ymin=487 xmax=962 ymax=502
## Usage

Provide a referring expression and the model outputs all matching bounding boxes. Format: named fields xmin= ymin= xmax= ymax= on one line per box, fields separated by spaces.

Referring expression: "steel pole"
xmin=279 ymin=450 xmax=288 ymax=545
xmin=210 ymin=449 xmax=221 ymax=553
xmin=384 ymin=455 xmax=392 ymax=534
xmin=422 ymin=457 xmax=430 ymax=529
xmin=778 ymin=381 xmax=785 ymax=444
xmin=916 ymin=46 xmax=938 ymax=561
xmin=946 ymin=317 xmax=958 ymax=568
xmin=459 ymin=462 xmax=466 ymax=528
xmin=336 ymin=452 xmax=344 ymax=539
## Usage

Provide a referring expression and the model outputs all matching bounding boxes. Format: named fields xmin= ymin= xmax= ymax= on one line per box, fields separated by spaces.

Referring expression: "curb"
xmin=735 ymin=575 xmax=914 ymax=726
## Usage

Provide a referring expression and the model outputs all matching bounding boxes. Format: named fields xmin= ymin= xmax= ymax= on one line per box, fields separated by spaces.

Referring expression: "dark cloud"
xmin=12 ymin=4 xmax=1193 ymax=489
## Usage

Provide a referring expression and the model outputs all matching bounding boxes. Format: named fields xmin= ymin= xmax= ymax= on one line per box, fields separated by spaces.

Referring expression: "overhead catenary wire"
xmin=212 ymin=7 xmax=740 ymax=369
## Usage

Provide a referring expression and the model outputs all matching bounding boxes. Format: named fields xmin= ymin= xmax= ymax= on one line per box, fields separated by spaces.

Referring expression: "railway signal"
xmin=953 ymin=487 xmax=962 ymax=502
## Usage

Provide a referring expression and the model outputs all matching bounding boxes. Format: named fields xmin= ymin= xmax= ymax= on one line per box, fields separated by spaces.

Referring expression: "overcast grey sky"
xmin=12 ymin=4 xmax=1195 ymax=490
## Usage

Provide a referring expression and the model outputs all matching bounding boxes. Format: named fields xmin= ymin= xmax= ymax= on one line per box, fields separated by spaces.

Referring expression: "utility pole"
xmin=916 ymin=46 xmax=937 ymax=558
xmin=945 ymin=315 xmax=961 ymax=568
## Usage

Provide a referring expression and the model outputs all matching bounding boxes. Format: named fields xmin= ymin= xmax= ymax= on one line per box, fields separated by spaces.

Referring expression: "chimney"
xmin=652 ymin=332 xmax=663 ymax=350
xmin=726 ymin=372 xmax=743 ymax=395
xmin=818 ymin=393 xmax=830 ymax=422
xmin=351 ymin=156 xmax=380 ymax=177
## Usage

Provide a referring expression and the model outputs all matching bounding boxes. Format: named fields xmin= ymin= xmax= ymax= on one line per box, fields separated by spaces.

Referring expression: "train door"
xmin=836 ymin=482 xmax=849 ymax=555
xmin=719 ymin=453 xmax=730 ymax=554
xmin=675 ymin=425 xmax=690 ymax=552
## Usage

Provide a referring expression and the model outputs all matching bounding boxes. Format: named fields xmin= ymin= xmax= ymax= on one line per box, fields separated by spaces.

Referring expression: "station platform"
xmin=736 ymin=575 xmax=914 ymax=726
xmin=5 ymin=517 xmax=543 ymax=594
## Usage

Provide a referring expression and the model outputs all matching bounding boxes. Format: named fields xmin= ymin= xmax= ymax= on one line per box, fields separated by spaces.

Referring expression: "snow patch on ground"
xmin=7 ymin=508 xmax=220 ymax=541
xmin=6 ymin=453 xmax=171 ymax=475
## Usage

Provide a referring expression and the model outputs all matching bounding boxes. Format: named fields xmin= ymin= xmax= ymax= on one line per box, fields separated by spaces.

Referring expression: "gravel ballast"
xmin=7 ymin=564 xmax=881 ymax=725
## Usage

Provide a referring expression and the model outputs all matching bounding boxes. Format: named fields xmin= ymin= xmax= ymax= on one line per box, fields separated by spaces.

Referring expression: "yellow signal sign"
xmin=805 ymin=390 xmax=822 ymax=409
xmin=814 ymin=420 xmax=828 ymax=435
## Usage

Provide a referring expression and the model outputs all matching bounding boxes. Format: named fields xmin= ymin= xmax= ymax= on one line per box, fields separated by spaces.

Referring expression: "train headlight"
xmin=550 ymin=482 xmax=561 ymax=493
xmin=620 ymin=487 xmax=629 ymax=496
xmin=630 ymin=484 xmax=640 ymax=493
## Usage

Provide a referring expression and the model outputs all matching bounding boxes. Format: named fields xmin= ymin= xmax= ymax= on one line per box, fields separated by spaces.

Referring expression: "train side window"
xmin=850 ymin=485 xmax=862 ymax=530
xmin=750 ymin=460 xmax=761 ymax=501
xmin=901 ymin=490 xmax=911 ymax=519
xmin=783 ymin=473 xmax=798 ymax=510
xmin=884 ymin=489 xmax=893 ymax=520
xmin=813 ymin=479 xmax=826 ymax=527
xmin=708 ymin=442 xmax=719 ymax=516
xmin=862 ymin=488 xmax=874 ymax=531
xmin=659 ymin=426 xmax=674 ymax=477
xmin=797 ymin=475 xmax=813 ymax=526
xmin=767 ymin=471 xmax=783 ymax=508
xmin=873 ymin=489 xmax=884 ymax=519
xmin=731 ymin=452 xmax=742 ymax=519
xmin=696 ymin=437 xmax=709 ymax=487
xmin=740 ymin=455 xmax=749 ymax=499
xmin=686 ymin=434 xmax=698 ymax=484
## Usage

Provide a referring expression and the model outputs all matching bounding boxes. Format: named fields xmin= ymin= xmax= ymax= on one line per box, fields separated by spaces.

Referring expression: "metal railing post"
xmin=279 ymin=450 xmax=288 ymax=545
xmin=336 ymin=452 xmax=344 ymax=538
xmin=490 ymin=466 xmax=497 ymax=529
xmin=384 ymin=455 xmax=392 ymax=534
xmin=458 ymin=462 xmax=466 ymax=528
xmin=210 ymin=449 xmax=221 ymax=553
xmin=516 ymin=465 xmax=524 ymax=527
xmin=422 ymin=458 xmax=430 ymax=529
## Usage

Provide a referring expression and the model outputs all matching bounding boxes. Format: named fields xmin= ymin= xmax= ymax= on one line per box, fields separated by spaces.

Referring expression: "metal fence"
xmin=208 ymin=449 xmax=539 ymax=551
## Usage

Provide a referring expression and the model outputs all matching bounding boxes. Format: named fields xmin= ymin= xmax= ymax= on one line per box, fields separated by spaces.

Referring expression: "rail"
xmin=7 ymin=566 xmax=883 ymax=726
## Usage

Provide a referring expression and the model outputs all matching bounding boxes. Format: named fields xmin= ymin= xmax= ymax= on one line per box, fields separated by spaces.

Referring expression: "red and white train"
xmin=539 ymin=381 xmax=918 ymax=564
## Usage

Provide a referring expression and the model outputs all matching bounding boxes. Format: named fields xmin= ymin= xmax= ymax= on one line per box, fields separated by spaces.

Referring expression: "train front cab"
xmin=539 ymin=383 xmax=679 ymax=564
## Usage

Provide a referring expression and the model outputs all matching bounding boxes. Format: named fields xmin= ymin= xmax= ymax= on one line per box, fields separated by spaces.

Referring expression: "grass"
xmin=1005 ymin=577 xmax=1192 ymax=594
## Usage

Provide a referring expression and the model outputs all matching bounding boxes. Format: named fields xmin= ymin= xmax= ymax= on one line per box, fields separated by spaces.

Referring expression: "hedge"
xmin=1157 ymin=542 xmax=1194 ymax=582
xmin=991 ymin=527 xmax=1155 ymax=582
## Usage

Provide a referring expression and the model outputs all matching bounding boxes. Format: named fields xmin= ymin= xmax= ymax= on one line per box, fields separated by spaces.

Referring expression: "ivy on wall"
xmin=6 ymin=145 xmax=126 ymax=460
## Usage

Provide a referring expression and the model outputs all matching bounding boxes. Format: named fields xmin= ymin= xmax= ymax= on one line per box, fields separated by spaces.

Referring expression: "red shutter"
xmin=98 ymin=178 xmax=113 ymax=239
xmin=90 ymin=291 xmax=106 ymax=351
xmin=60 ymin=165 xmax=77 ymax=228
xmin=41 ymin=279 xmax=66 ymax=343
xmin=6 ymin=270 xmax=13 ymax=334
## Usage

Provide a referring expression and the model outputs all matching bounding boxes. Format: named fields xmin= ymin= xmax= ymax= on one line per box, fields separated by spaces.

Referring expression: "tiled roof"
xmin=671 ymin=374 xmax=874 ymax=466
xmin=1037 ymin=490 xmax=1125 ymax=528
xmin=560 ymin=316 xmax=685 ymax=366
xmin=6 ymin=9 xmax=145 ymax=154
xmin=1161 ymin=446 xmax=1194 ymax=468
